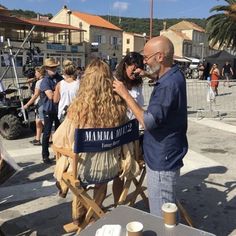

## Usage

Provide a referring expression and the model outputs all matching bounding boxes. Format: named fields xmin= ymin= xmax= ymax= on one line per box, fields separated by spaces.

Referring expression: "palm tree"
xmin=207 ymin=0 xmax=236 ymax=50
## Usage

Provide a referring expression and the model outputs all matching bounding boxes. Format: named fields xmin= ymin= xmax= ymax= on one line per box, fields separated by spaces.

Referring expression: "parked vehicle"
xmin=0 ymin=88 xmax=35 ymax=139
xmin=186 ymin=57 xmax=200 ymax=70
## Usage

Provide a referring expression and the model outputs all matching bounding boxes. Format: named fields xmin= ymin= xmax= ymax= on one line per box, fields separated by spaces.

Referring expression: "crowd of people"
xmin=10 ymin=34 xmax=235 ymax=230
xmin=178 ymin=60 xmax=234 ymax=97
xmin=23 ymin=59 xmax=83 ymax=163
xmin=12 ymin=36 xmax=189 ymax=226
xmin=48 ymin=37 xmax=187 ymax=223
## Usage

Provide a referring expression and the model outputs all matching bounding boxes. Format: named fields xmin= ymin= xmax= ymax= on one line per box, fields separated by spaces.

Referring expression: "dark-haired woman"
xmin=114 ymin=52 xmax=145 ymax=120
xmin=113 ymin=52 xmax=145 ymax=204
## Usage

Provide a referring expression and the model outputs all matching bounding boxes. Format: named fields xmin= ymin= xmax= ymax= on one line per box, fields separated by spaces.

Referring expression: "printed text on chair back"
xmin=74 ymin=119 xmax=139 ymax=153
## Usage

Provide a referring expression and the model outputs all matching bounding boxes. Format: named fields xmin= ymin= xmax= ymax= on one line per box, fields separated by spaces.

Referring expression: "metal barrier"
xmin=142 ymin=78 xmax=236 ymax=118
xmin=187 ymin=80 xmax=236 ymax=118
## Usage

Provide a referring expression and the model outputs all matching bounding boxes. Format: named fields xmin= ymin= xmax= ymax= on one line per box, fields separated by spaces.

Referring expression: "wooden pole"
xmin=150 ymin=0 xmax=153 ymax=39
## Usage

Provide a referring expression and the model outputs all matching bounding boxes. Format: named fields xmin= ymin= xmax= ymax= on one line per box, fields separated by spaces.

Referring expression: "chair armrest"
xmin=52 ymin=144 xmax=79 ymax=178
xmin=52 ymin=145 xmax=76 ymax=159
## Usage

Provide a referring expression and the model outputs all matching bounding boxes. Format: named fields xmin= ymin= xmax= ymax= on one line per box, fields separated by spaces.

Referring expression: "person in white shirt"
xmin=54 ymin=60 xmax=80 ymax=122
xmin=23 ymin=66 xmax=46 ymax=146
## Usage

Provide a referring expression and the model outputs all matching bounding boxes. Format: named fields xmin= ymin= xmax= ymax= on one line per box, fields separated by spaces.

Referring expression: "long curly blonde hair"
xmin=67 ymin=58 xmax=127 ymax=128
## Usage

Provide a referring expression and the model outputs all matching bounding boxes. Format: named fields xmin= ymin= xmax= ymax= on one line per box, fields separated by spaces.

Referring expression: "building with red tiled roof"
xmin=160 ymin=20 xmax=218 ymax=59
xmin=0 ymin=6 xmax=86 ymax=78
xmin=169 ymin=20 xmax=205 ymax=33
xmin=51 ymin=5 xmax=123 ymax=68
xmin=21 ymin=17 xmax=83 ymax=31
xmin=160 ymin=28 xmax=192 ymax=58
xmin=72 ymin=11 xmax=122 ymax=31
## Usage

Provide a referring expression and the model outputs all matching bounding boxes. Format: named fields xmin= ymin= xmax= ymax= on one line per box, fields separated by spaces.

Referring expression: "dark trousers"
xmin=42 ymin=112 xmax=60 ymax=158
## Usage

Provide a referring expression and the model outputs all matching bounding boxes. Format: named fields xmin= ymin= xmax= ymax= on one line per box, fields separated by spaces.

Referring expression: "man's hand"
xmin=113 ymin=79 xmax=130 ymax=100
xmin=23 ymin=104 xmax=28 ymax=110
xmin=113 ymin=78 xmax=145 ymax=128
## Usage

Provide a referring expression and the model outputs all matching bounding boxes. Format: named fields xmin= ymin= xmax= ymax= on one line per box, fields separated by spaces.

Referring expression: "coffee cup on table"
xmin=126 ymin=221 xmax=143 ymax=236
xmin=162 ymin=202 xmax=178 ymax=228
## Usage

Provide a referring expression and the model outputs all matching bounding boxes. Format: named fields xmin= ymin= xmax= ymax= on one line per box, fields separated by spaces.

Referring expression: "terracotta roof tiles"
xmin=0 ymin=13 xmax=84 ymax=32
xmin=22 ymin=18 xmax=84 ymax=31
xmin=72 ymin=11 xmax=122 ymax=31
xmin=169 ymin=20 xmax=205 ymax=32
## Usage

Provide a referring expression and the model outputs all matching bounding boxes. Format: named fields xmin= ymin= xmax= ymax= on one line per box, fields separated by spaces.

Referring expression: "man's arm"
xmin=53 ymin=82 xmax=61 ymax=103
xmin=45 ymin=90 xmax=53 ymax=100
xmin=40 ymin=78 xmax=53 ymax=100
xmin=230 ymin=67 xmax=234 ymax=76
xmin=113 ymin=79 xmax=145 ymax=128
xmin=221 ymin=67 xmax=224 ymax=76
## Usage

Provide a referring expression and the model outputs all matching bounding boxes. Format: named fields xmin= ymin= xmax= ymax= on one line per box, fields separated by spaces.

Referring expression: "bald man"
xmin=113 ymin=36 xmax=188 ymax=217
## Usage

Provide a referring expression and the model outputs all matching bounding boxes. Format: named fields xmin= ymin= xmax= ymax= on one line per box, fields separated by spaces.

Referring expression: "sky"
xmin=0 ymin=0 xmax=226 ymax=19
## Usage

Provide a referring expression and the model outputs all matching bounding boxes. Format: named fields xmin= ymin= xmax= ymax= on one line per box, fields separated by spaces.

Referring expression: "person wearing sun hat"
xmin=40 ymin=58 xmax=63 ymax=164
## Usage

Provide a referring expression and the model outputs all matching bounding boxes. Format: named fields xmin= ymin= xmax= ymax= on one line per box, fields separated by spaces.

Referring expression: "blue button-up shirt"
xmin=40 ymin=73 xmax=63 ymax=114
xmin=143 ymin=65 xmax=188 ymax=171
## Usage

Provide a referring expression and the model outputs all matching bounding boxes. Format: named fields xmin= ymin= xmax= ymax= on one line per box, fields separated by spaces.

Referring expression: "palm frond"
xmin=210 ymin=5 xmax=231 ymax=13
xmin=207 ymin=0 xmax=236 ymax=50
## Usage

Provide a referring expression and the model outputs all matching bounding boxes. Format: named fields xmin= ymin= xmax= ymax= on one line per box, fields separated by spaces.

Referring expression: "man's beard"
xmin=146 ymin=62 xmax=161 ymax=75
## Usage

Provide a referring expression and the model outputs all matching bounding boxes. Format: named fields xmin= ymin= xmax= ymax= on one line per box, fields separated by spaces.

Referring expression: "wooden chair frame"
xmin=52 ymin=120 xmax=148 ymax=234
xmin=117 ymin=140 xmax=148 ymax=207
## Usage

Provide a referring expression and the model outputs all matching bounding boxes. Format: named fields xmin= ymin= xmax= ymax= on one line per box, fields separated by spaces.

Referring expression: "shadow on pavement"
xmin=0 ymin=162 xmax=56 ymax=211
xmin=1 ymin=166 xmax=236 ymax=236
xmin=2 ymin=161 xmax=54 ymax=187
xmin=1 ymin=202 xmax=71 ymax=236
xmin=178 ymin=165 xmax=236 ymax=236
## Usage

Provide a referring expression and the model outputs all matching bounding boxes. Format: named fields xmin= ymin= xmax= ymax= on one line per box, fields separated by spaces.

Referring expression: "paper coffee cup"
xmin=162 ymin=203 xmax=178 ymax=228
xmin=126 ymin=221 xmax=143 ymax=236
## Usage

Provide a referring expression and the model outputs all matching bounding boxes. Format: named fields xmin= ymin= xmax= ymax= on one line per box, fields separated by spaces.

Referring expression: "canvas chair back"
xmin=53 ymin=119 xmax=148 ymax=234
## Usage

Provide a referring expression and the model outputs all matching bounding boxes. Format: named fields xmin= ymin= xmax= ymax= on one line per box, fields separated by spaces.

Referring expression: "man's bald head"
xmin=144 ymin=36 xmax=174 ymax=65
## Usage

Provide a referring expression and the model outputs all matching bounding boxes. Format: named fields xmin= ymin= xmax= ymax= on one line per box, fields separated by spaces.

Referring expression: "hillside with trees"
xmin=10 ymin=9 xmax=53 ymax=19
xmin=101 ymin=15 xmax=207 ymax=36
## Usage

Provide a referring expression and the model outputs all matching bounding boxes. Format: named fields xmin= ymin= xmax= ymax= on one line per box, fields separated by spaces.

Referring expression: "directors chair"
xmin=52 ymin=119 xmax=147 ymax=234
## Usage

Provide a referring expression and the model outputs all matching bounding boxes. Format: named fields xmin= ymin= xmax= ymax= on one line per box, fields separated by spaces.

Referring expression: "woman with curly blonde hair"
xmin=68 ymin=59 xmax=126 ymax=128
xmin=53 ymin=58 xmax=139 ymax=224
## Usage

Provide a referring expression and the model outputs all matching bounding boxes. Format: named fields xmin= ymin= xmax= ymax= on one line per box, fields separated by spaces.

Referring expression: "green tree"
xmin=207 ymin=0 xmax=236 ymax=50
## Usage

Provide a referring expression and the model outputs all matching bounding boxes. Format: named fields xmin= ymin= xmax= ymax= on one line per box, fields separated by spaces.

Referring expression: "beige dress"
xmin=53 ymin=117 xmax=140 ymax=185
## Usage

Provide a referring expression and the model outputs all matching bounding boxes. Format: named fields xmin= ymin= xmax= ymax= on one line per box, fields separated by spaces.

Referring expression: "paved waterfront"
xmin=0 ymin=117 xmax=236 ymax=236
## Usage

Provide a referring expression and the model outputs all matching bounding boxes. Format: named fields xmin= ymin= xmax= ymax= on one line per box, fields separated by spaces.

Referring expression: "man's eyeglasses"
xmin=143 ymin=51 xmax=161 ymax=61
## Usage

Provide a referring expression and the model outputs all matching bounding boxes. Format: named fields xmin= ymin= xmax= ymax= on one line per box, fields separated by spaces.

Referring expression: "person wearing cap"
xmin=40 ymin=58 xmax=63 ymax=164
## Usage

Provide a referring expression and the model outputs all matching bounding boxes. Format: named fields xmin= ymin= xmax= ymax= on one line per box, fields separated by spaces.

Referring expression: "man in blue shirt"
xmin=113 ymin=36 xmax=188 ymax=217
xmin=40 ymin=58 xmax=63 ymax=164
